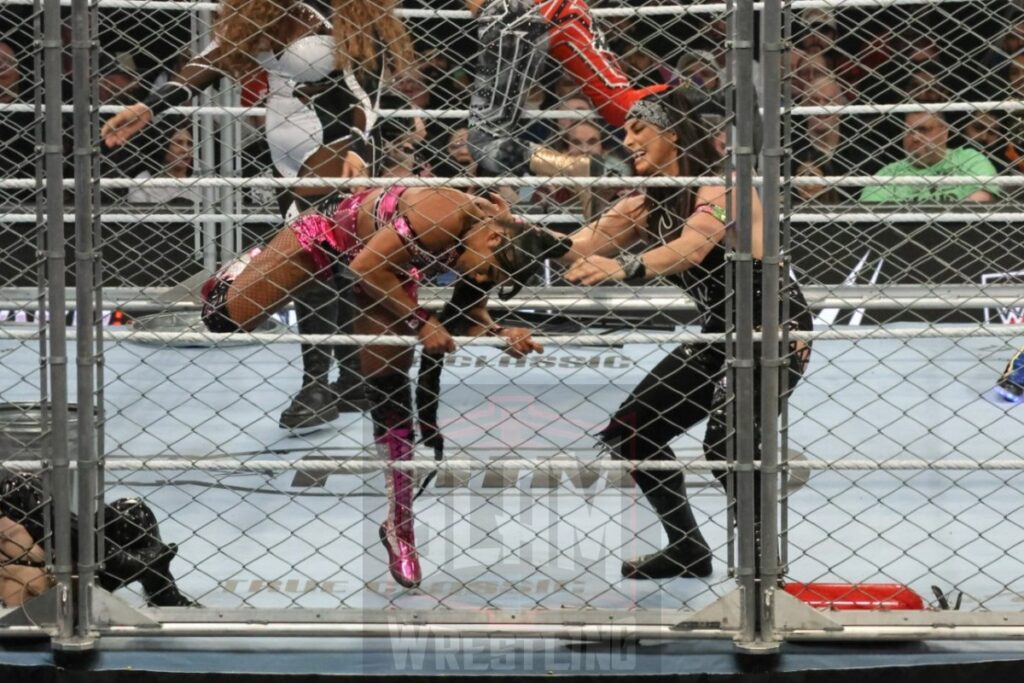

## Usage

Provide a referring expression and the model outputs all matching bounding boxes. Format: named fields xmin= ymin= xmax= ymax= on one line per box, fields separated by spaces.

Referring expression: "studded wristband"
xmin=616 ymin=253 xmax=647 ymax=282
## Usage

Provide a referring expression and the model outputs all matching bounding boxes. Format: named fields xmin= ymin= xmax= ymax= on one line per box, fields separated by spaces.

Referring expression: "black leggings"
xmin=600 ymin=340 xmax=811 ymax=485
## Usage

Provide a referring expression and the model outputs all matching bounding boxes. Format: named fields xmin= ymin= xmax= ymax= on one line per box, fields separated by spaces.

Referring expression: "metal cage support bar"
xmin=759 ymin=0 xmax=783 ymax=646
xmin=43 ymin=0 xmax=74 ymax=647
xmin=71 ymin=0 xmax=98 ymax=649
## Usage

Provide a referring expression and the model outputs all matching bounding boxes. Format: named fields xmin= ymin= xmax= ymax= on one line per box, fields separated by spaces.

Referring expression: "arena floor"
xmin=3 ymin=325 xmax=1024 ymax=677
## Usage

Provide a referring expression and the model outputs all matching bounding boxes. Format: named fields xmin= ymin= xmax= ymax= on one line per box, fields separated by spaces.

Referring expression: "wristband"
xmin=616 ymin=253 xmax=647 ymax=282
xmin=407 ymin=307 xmax=432 ymax=333
xmin=143 ymin=81 xmax=196 ymax=117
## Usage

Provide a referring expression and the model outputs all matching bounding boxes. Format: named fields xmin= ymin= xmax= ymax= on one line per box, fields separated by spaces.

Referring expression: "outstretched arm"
xmin=102 ymin=44 xmax=229 ymax=148
xmin=560 ymin=193 xmax=646 ymax=262
xmin=566 ymin=200 xmax=726 ymax=285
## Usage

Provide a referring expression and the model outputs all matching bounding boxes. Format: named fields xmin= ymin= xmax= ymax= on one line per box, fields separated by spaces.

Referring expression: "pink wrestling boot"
xmin=379 ymin=454 xmax=422 ymax=588
xmin=368 ymin=374 xmax=423 ymax=588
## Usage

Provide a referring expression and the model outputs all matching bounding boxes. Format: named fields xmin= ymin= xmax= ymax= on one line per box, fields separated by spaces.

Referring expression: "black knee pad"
xmin=366 ymin=374 xmax=414 ymax=436
xmin=200 ymin=278 xmax=241 ymax=333
xmin=103 ymin=497 xmax=162 ymax=551
xmin=99 ymin=498 xmax=168 ymax=591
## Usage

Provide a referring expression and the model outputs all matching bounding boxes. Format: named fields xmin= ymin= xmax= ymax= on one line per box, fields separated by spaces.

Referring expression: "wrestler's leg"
xmin=355 ymin=294 xmax=421 ymax=588
xmin=703 ymin=338 xmax=811 ymax=573
xmin=200 ymin=213 xmax=338 ymax=333
xmin=279 ymin=150 xmax=368 ymax=430
xmin=600 ymin=343 xmax=721 ymax=579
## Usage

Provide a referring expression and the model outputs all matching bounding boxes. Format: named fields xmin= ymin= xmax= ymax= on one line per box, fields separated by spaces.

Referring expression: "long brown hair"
xmin=214 ymin=0 xmax=297 ymax=78
xmin=332 ymin=0 xmax=414 ymax=79
xmin=643 ymin=86 xmax=720 ymax=240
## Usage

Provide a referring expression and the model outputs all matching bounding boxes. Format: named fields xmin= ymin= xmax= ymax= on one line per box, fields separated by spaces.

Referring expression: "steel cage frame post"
xmin=43 ymin=0 xmax=74 ymax=648
xmin=71 ymin=0 xmax=99 ymax=650
xmin=758 ymin=0 xmax=784 ymax=647
xmin=732 ymin=0 xmax=761 ymax=652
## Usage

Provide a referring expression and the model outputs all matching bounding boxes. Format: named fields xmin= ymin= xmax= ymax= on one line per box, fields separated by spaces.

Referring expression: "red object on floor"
xmin=783 ymin=582 xmax=926 ymax=610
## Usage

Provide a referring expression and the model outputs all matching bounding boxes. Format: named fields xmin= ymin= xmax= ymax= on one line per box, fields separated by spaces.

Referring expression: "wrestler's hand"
xmin=101 ymin=103 xmax=153 ymax=148
xmin=418 ymin=317 xmax=457 ymax=355
xmin=499 ymin=326 xmax=543 ymax=358
xmin=0 ymin=515 xmax=45 ymax=565
xmin=565 ymin=255 xmax=624 ymax=286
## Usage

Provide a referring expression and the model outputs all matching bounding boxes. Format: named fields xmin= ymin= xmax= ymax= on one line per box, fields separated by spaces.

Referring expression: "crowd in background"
xmin=0 ymin=0 xmax=1021 ymax=214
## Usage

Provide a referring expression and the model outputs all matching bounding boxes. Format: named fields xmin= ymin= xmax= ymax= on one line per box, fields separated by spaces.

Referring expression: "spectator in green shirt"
xmin=861 ymin=111 xmax=998 ymax=203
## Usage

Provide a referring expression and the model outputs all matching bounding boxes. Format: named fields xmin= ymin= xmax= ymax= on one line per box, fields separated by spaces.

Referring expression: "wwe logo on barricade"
xmin=981 ymin=271 xmax=1024 ymax=324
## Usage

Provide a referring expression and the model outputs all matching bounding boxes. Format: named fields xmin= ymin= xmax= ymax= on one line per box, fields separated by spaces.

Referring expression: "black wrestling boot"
xmin=622 ymin=469 xmax=713 ymax=580
xmin=279 ymin=283 xmax=341 ymax=431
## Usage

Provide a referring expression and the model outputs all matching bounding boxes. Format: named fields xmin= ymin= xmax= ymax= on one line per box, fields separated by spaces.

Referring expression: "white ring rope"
xmin=0 ymin=212 xmax=580 ymax=225
xmin=3 ymin=211 xmax=1024 ymax=226
xmin=1 ymin=176 xmax=1020 ymax=190
xmin=6 ymin=101 xmax=1024 ymax=118
xmin=0 ymin=0 xmax=976 ymax=16
xmin=3 ymin=285 xmax=1021 ymax=314
xmin=0 ymin=325 xmax=1021 ymax=347
xmin=4 ymin=457 xmax=1023 ymax=474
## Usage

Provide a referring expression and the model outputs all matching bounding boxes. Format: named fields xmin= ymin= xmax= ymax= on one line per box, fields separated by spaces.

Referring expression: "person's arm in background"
xmin=101 ymin=43 xmax=228 ymax=148
xmin=963 ymin=148 xmax=998 ymax=202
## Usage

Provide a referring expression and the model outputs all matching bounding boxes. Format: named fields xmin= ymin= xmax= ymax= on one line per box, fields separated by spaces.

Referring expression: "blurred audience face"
xmin=790 ymin=49 xmax=829 ymax=99
xmin=395 ymin=69 xmax=429 ymax=109
xmin=678 ymin=52 xmax=719 ymax=91
xmin=164 ymin=127 xmax=194 ymax=176
xmin=964 ymin=112 xmax=1001 ymax=149
xmin=1003 ymin=20 xmax=1024 ymax=56
xmin=553 ymin=73 xmax=578 ymax=99
xmin=557 ymin=96 xmax=593 ymax=131
xmin=802 ymin=75 xmax=845 ymax=145
xmin=903 ymin=112 xmax=948 ymax=167
xmin=623 ymin=46 xmax=656 ymax=78
xmin=1009 ymin=55 xmax=1024 ymax=97
xmin=447 ymin=127 xmax=475 ymax=169
xmin=797 ymin=10 xmax=837 ymax=55
xmin=904 ymin=32 xmax=938 ymax=66
xmin=564 ymin=121 xmax=604 ymax=157
xmin=906 ymin=69 xmax=945 ymax=104
xmin=0 ymin=42 xmax=20 ymax=104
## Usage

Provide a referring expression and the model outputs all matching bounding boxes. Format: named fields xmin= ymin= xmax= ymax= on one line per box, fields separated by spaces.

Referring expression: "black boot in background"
xmin=279 ymin=278 xmax=340 ymax=431
xmin=332 ymin=272 xmax=367 ymax=412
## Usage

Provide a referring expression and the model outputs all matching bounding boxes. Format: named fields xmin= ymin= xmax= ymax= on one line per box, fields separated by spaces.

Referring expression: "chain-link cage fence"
xmin=1 ymin=0 xmax=1024 ymax=655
